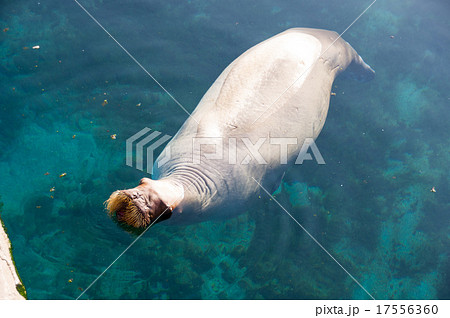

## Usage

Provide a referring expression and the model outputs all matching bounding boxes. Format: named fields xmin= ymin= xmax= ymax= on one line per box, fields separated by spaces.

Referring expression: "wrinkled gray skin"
xmin=138 ymin=28 xmax=374 ymax=224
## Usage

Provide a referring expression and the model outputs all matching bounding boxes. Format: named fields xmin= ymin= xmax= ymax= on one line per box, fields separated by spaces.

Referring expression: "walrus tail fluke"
xmin=343 ymin=47 xmax=375 ymax=83
xmin=105 ymin=190 xmax=151 ymax=228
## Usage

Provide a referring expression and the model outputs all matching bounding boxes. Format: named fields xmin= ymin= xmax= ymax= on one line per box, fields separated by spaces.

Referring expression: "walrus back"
xmin=189 ymin=28 xmax=374 ymax=136
xmin=293 ymin=28 xmax=375 ymax=82
xmin=201 ymin=30 xmax=322 ymax=131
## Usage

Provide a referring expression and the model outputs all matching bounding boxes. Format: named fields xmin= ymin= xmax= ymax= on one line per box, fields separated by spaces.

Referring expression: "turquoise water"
xmin=0 ymin=0 xmax=448 ymax=299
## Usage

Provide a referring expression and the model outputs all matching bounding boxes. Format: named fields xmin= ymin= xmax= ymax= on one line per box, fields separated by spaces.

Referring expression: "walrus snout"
xmin=105 ymin=189 xmax=151 ymax=228
xmin=105 ymin=184 xmax=173 ymax=228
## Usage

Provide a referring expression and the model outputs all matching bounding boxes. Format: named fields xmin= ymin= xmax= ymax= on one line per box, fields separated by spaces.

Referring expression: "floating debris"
xmin=44 ymin=172 xmax=49 ymax=176
xmin=59 ymin=172 xmax=67 ymax=178
xmin=431 ymin=187 xmax=436 ymax=193
xmin=72 ymin=135 xmax=76 ymax=139
xmin=36 ymin=206 xmax=41 ymax=209
xmin=32 ymin=45 xmax=40 ymax=50
xmin=3 ymin=27 xmax=9 ymax=32
xmin=110 ymin=134 xmax=117 ymax=140
xmin=102 ymin=99 xmax=108 ymax=106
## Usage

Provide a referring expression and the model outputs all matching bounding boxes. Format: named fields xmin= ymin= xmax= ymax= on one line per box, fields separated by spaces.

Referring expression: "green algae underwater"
xmin=0 ymin=0 xmax=449 ymax=299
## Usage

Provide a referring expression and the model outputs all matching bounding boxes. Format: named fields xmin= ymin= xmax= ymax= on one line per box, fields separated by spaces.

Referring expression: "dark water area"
xmin=0 ymin=0 xmax=448 ymax=299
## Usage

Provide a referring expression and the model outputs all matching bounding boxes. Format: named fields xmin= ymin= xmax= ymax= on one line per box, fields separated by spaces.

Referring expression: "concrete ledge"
xmin=0 ymin=215 xmax=26 ymax=300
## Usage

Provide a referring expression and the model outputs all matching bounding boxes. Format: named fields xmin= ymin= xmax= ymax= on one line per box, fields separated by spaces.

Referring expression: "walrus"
xmin=106 ymin=28 xmax=374 ymax=228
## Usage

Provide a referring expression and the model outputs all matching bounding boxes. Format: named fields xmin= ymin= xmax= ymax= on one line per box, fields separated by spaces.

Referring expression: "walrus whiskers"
xmin=105 ymin=191 xmax=151 ymax=228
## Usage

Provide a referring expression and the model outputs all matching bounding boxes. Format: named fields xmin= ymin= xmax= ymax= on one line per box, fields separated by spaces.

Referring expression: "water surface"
xmin=0 ymin=0 xmax=448 ymax=299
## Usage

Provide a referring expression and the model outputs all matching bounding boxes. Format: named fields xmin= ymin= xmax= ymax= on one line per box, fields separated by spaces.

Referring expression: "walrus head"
xmin=105 ymin=178 xmax=176 ymax=228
